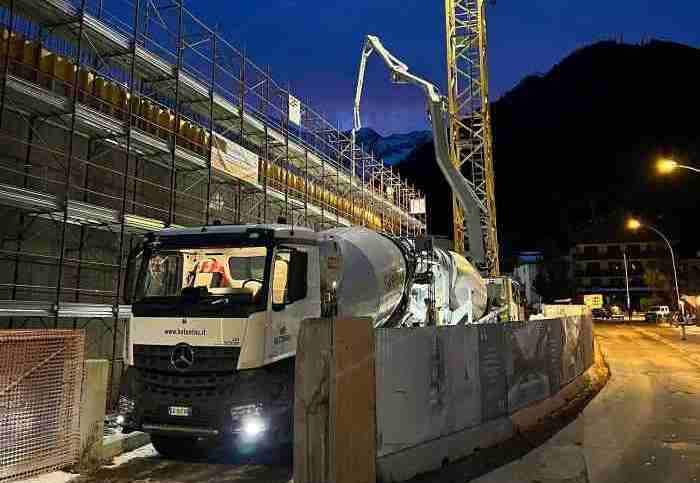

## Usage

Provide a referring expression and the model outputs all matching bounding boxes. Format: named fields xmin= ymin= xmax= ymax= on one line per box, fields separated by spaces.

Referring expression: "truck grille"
xmin=140 ymin=371 xmax=238 ymax=398
xmin=133 ymin=345 xmax=242 ymax=429
xmin=133 ymin=344 xmax=240 ymax=373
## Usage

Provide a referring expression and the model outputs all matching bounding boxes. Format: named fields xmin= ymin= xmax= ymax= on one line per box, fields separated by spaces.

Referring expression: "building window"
xmin=607 ymin=245 xmax=622 ymax=258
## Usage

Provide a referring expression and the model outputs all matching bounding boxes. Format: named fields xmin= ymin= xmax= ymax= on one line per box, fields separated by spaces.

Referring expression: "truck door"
xmin=264 ymin=245 xmax=321 ymax=363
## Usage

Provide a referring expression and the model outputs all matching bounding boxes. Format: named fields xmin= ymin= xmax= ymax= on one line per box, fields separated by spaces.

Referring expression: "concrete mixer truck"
xmin=118 ymin=222 xmax=491 ymax=457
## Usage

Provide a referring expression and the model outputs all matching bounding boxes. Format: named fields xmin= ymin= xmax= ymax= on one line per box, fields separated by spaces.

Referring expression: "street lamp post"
xmin=623 ymin=250 xmax=631 ymax=320
xmin=627 ymin=218 xmax=686 ymax=340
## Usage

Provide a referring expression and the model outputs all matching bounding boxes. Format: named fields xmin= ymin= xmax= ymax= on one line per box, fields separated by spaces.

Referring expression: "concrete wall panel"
xmin=547 ymin=318 xmax=564 ymax=396
xmin=561 ymin=316 xmax=584 ymax=385
xmin=375 ymin=326 xmax=482 ymax=458
xmin=505 ymin=321 xmax=552 ymax=412
xmin=478 ymin=324 xmax=508 ymax=421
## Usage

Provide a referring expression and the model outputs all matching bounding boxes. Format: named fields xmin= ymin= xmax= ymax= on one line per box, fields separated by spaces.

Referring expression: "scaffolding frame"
xmin=0 ymin=0 xmax=425 ymax=406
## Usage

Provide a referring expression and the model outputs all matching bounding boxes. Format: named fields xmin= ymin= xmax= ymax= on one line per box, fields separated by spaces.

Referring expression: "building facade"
xmin=572 ymin=218 xmax=700 ymax=310
xmin=574 ymin=240 xmax=671 ymax=309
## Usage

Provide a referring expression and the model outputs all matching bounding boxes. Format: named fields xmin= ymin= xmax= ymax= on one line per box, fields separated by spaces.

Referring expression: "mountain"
xmin=353 ymin=127 xmax=431 ymax=165
xmin=396 ymin=39 xmax=700 ymax=268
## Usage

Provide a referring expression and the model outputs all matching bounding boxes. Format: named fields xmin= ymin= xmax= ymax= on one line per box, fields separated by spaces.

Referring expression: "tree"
xmin=534 ymin=257 xmax=574 ymax=303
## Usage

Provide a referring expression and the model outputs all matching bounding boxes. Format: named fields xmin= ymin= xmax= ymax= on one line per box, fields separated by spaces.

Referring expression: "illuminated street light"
xmin=656 ymin=157 xmax=700 ymax=175
xmin=626 ymin=218 xmax=686 ymax=339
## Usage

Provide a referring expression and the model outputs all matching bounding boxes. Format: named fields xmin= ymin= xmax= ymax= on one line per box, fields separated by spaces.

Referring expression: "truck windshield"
xmin=132 ymin=246 xmax=270 ymax=317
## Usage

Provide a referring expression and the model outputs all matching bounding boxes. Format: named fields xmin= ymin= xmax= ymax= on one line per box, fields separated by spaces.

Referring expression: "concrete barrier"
xmin=294 ymin=315 xmax=596 ymax=483
xmin=374 ymin=315 xmax=595 ymax=482
xmin=76 ymin=359 xmax=110 ymax=471
xmin=294 ymin=317 xmax=376 ymax=483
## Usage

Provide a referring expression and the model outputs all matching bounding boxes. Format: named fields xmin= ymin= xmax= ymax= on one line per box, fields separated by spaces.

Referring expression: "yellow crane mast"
xmin=445 ymin=0 xmax=500 ymax=276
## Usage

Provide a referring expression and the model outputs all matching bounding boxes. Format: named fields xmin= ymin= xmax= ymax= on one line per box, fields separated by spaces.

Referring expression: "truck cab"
xmin=119 ymin=224 xmax=321 ymax=456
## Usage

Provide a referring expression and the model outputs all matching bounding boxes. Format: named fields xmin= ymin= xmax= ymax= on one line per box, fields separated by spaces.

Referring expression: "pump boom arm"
xmin=352 ymin=35 xmax=486 ymax=266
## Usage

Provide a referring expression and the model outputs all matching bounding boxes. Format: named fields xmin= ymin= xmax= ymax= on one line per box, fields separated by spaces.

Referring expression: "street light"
xmin=656 ymin=157 xmax=700 ymax=175
xmin=627 ymin=218 xmax=687 ymax=339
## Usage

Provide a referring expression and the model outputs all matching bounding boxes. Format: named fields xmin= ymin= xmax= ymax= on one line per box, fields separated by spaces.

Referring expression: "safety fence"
xmin=374 ymin=315 xmax=594 ymax=458
xmin=0 ymin=316 xmax=124 ymax=411
xmin=0 ymin=330 xmax=84 ymax=482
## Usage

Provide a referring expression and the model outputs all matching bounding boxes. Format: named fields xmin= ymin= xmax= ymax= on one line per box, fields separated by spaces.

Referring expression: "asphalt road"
xmin=547 ymin=322 xmax=700 ymax=483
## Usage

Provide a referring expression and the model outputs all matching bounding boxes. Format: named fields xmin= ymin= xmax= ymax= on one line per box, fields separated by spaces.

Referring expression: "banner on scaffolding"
xmin=212 ymin=134 xmax=259 ymax=185
xmin=410 ymin=198 xmax=426 ymax=215
xmin=288 ymin=94 xmax=302 ymax=125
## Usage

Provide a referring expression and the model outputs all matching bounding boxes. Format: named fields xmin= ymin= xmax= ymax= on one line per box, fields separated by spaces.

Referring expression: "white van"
xmin=646 ymin=305 xmax=670 ymax=321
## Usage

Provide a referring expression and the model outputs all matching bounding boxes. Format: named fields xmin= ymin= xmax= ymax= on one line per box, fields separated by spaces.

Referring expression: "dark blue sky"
xmin=187 ymin=1 xmax=700 ymax=135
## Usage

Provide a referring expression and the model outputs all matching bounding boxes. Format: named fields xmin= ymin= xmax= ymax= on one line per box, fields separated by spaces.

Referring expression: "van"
xmin=645 ymin=305 xmax=670 ymax=322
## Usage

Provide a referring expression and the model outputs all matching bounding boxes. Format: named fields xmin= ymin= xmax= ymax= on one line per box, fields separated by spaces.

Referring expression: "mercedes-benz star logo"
xmin=170 ymin=343 xmax=195 ymax=371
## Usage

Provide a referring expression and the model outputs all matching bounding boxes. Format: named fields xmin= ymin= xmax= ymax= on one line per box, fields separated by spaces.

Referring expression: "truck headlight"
xmin=242 ymin=415 xmax=267 ymax=438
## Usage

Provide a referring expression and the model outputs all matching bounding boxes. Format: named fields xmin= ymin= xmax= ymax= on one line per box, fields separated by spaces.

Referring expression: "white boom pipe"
xmin=352 ymin=35 xmax=485 ymax=264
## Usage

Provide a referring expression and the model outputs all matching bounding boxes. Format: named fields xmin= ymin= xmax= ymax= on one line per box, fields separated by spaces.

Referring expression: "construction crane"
xmin=445 ymin=0 xmax=499 ymax=276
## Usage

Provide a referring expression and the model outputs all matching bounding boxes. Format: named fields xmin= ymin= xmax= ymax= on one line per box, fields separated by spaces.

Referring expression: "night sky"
xmin=186 ymin=1 xmax=700 ymax=135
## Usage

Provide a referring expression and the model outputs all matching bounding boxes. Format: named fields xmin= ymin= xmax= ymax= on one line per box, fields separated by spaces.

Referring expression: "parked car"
xmin=592 ymin=307 xmax=611 ymax=319
xmin=609 ymin=305 xmax=626 ymax=321
xmin=644 ymin=305 xmax=671 ymax=323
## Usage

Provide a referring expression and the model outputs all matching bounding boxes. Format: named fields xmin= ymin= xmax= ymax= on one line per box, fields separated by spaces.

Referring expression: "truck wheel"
xmin=151 ymin=435 xmax=199 ymax=459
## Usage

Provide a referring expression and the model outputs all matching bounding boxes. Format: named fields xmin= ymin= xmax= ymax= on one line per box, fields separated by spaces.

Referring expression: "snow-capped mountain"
xmin=351 ymin=127 xmax=431 ymax=166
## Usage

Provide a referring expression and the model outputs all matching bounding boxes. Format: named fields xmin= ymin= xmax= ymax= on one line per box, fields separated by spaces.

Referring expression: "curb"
xmin=101 ymin=431 xmax=151 ymax=461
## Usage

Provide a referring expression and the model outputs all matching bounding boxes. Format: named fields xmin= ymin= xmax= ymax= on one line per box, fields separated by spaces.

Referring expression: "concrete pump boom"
xmin=352 ymin=35 xmax=486 ymax=267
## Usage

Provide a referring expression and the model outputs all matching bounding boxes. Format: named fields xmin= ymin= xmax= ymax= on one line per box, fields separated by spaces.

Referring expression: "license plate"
xmin=168 ymin=406 xmax=191 ymax=417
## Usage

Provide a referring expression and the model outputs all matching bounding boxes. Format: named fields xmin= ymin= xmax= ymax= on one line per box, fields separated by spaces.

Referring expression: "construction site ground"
xmin=24 ymin=321 xmax=700 ymax=483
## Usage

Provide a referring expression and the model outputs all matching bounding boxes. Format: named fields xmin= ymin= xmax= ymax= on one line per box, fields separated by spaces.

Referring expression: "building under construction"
xmin=0 ymin=0 xmax=425 ymax=402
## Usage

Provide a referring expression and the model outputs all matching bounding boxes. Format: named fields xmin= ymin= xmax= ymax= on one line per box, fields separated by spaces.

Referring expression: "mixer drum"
xmin=320 ymin=227 xmax=407 ymax=327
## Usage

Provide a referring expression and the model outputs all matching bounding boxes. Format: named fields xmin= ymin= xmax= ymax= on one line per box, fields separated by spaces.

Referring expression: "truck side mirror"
xmin=287 ymin=251 xmax=308 ymax=303
xmin=123 ymin=244 xmax=149 ymax=304
xmin=123 ymin=247 xmax=141 ymax=304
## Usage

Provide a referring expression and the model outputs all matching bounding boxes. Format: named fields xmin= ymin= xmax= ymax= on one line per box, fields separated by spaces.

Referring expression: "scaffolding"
xmin=0 ymin=0 xmax=425 ymax=405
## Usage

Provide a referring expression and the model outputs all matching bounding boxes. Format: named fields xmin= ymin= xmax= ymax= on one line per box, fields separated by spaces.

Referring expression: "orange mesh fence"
xmin=0 ymin=330 xmax=85 ymax=482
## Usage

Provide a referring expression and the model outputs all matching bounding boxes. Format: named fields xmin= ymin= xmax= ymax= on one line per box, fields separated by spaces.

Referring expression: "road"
xmin=546 ymin=322 xmax=700 ymax=483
